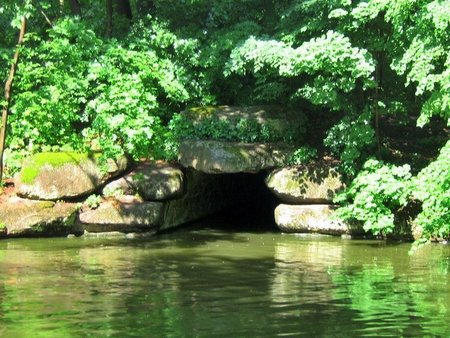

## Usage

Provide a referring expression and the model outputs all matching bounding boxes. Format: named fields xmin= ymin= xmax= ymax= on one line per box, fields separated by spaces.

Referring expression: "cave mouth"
xmin=202 ymin=171 xmax=280 ymax=232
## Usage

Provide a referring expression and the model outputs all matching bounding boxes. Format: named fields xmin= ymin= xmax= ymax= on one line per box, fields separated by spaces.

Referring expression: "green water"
xmin=0 ymin=225 xmax=449 ymax=337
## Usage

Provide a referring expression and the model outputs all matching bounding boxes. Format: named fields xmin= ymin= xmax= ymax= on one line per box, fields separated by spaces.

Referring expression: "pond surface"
xmin=0 ymin=223 xmax=449 ymax=337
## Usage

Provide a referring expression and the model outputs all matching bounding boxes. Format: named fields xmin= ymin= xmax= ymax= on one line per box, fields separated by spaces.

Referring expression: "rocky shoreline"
xmin=0 ymin=147 xmax=360 ymax=239
xmin=1 ymin=106 xmax=364 ymax=239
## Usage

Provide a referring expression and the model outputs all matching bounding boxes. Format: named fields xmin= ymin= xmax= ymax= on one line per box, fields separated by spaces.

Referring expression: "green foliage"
xmin=8 ymin=17 xmax=200 ymax=161
xmin=169 ymin=113 xmax=303 ymax=145
xmin=225 ymin=31 xmax=375 ymax=110
xmin=10 ymin=19 xmax=101 ymax=153
xmin=102 ymin=185 xmax=124 ymax=199
xmin=412 ymin=141 xmax=450 ymax=242
xmin=335 ymin=159 xmax=412 ymax=236
xmin=336 ymin=140 xmax=450 ymax=244
xmin=324 ymin=109 xmax=375 ymax=176
xmin=385 ymin=0 xmax=450 ymax=126
xmin=84 ymin=194 xmax=102 ymax=209
xmin=288 ymin=146 xmax=318 ymax=165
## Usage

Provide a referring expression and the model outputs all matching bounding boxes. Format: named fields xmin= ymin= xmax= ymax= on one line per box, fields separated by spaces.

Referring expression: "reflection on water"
xmin=0 ymin=228 xmax=449 ymax=337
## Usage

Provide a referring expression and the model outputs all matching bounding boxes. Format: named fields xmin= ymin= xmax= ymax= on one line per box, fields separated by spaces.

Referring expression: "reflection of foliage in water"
xmin=328 ymin=259 xmax=450 ymax=337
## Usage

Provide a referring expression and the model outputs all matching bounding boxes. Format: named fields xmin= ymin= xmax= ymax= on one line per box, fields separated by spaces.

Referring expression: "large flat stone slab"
xmin=179 ymin=140 xmax=293 ymax=174
xmin=0 ymin=197 xmax=79 ymax=237
xmin=16 ymin=152 xmax=129 ymax=200
xmin=266 ymin=164 xmax=345 ymax=203
xmin=274 ymin=204 xmax=359 ymax=235
xmin=78 ymin=199 xmax=163 ymax=233
xmin=102 ymin=162 xmax=185 ymax=201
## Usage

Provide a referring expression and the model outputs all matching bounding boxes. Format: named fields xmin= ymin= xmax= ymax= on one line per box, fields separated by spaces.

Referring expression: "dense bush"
xmin=7 ymin=17 xmax=202 ymax=163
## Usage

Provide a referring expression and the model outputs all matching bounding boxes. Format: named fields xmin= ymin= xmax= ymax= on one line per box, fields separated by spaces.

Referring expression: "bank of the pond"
xmin=1 ymin=149 xmax=363 ymax=240
xmin=3 ymin=105 xmax=430 ymax=241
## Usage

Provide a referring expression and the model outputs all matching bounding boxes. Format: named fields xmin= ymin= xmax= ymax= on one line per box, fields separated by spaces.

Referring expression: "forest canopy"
xmin=0 ymin=0 xmax=449 ymax=245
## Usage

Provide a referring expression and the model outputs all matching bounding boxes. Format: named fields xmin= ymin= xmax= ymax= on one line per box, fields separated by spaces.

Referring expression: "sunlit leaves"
xmin=335 ymin=159 xmax=413 ymax=235
xmin=8 ymin=17 xmax=195 ymax=160
xmin=226 ymin=30 xmax=375 ymax=111
xmin=413 ymin=141 xmax=450 ymax=241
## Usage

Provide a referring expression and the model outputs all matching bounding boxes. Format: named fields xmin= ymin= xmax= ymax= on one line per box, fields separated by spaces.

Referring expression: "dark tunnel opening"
xmin=197 ymin=171 xmax=281 ymax=232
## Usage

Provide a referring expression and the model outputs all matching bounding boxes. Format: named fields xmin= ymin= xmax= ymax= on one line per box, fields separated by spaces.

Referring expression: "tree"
xmin=115 ymin=0 xmax=132 ymax=20
xmin=0 ymin=16 xmax=26 ymax=184
xmin=68 ymin=0 xmax=82 ymax=17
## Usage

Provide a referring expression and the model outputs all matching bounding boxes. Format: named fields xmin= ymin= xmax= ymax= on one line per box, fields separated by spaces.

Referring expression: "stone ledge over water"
xmin=179 ymin=140 xmax=294 ymax=174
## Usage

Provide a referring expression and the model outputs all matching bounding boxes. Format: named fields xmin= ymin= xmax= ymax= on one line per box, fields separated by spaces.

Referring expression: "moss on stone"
xmin=186 ymin=106 xmax=224 ymax=118
xmin=35 ymin=201 xmax=55 ymax=209
xmin=20 ymin=152 xmax=101 ymax=184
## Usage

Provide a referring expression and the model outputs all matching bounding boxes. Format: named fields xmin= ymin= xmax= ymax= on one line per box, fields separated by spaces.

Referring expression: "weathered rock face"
xmin=274 ymin=204 xmax=358 ymax=235
xmin=265 ymin=164 xmax=345 ymax=204
xmin=102 ymin=162 xmax=184 ymax=201
xmin=0 ymin=197 xmax=79 ymax=237
xmin=179 ymin=140 xmax=293 ymax=174
xmin=161 ymin=168 xmax=244 ymax=230
xmin=78 ymin=199 xmax=163 ymax=233
xmin=16 ymin=152 xmax=129 ymax=201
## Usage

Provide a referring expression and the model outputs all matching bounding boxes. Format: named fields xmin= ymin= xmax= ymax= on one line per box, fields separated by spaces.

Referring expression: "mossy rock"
xmin=183 ymin=105 xmax=299 ymax=125
xmin=0 ymin=197 xmax=79 ymax=237
xmin=181 ymin=105 xmax=307 ymax=143
xmin=17 ymin=152 xmax=129 ymax=201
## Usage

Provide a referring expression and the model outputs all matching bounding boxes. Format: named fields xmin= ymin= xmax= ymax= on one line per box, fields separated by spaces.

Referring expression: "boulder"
xmin=102 ymin=162 xmax=184 ymax=201
xmin=161 ymin=168 xmax=243 ymax=230
xmin=16 ymin=152 xmax=129 ymax=200
xmin=274 ymin=204 xmax=359 ymax=235
xmin=265 ymin=164 xmax=345 ymax=203
xmin=78 ymin=199 xmax=163 ymax=233
xmin=179 ymin=140 xmax=293 ymax=174
xmin=182 ymin=105 xmax=307 ymax=142
xmin=0 ymin=197 xmax=79 ymax=237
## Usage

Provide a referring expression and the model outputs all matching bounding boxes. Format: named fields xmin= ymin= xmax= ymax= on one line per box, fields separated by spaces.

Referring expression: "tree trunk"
xmin=0 ymin=17 xmax=27 ymax=184
xmin=115 ymin=0 xmax=132 ymax=20
xmin=374 ymin=51 xmax=383 ymax=159
xmin=136 ymin=0 xmax=155 ymax=16
xmin=69 ymin=0 xmax=82 ymax=17
xmin=106 ymin=0 xmax=113 ymax=38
